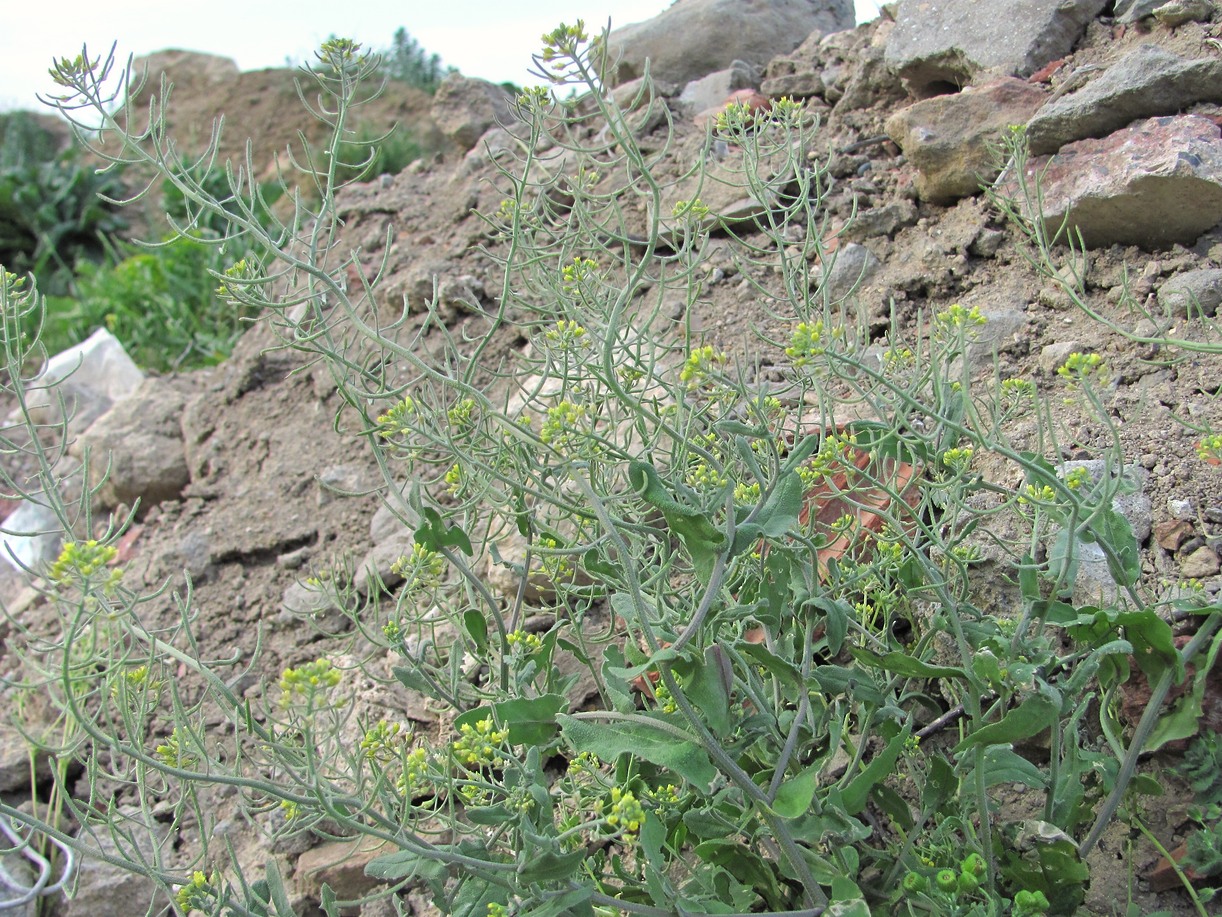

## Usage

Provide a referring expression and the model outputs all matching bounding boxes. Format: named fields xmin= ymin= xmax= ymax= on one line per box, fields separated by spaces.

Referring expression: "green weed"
xmin=0 ymin=28 xmax=1218 ymax=917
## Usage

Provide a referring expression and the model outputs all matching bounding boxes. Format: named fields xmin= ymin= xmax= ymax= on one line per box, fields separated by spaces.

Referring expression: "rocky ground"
xmin=3 ymin=0 xmax=1222 ymax=914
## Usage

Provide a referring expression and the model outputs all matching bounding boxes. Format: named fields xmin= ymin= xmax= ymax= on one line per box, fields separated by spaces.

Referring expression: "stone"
xmin=316 ymin=463 xmax=376 ymax=507
xmin=1180 ymin=545 xmax=1221 ymax=579
xmin=1168 ymin=498 xmax=1195 ymax=520
xmin=886 ymin=78 xmax=1046 ymax=203
xmin=1054 ymin=462 xmax=1152 ymax=605
xmin=1039 ymin=340 xmax=1083 ymax=375
xmin=1030 ymin=115 xmax=1222 ymax=249
xmin=26 ymin=328 xmax=143 ymax=432
xmin=294 ymin=835 xmax=395 ymax=902
xmin=819 ymin=242 xmax=881 ymax=302
xmin=1157 ymin=268 xmax=1222 ymax=318
xmin=964 ymin=309 xmax=1028 ymax=369
xmin=67 ymin=811 xmax=168 ymax=917
xmin=1114 ymin=0 xmax=1164 ymax=21
xmin=0 ymin=720 xmax=53 ymax=794
xmin=1153 ymin=0 xmax=1216 ymax=27
xmin=281 ymin=580 xmax=339 ymax=617
xmin=0 ymin=838 xmax=39 ymax=917
xmin=370 ymin=500 xmax=410 ymax=545
xmin=605 ymin=0 xmax=855 ymax=87
xmin=1026 ymin=45 xmax=1222 ymax=155
xmin=0 ymin=499 xmax=63 ymax=572
xmin=649 ymin=134 xmax=798 ymax=236
xmin=885 ymin=0 xmax=1107 ymax=97
xmin=679 ymin=61 xmax=758 ymax=115
xmin=430 ymin=74 xmax=515 ymax=151
xmin=761 ymin=70 xmax=826 ymax=99
xmin=843 ymin=199 xmax=919 ymax=240
xmin=352 ymin=533 xmax=413 ymax=596
xmin=610 ymin=77 xmax=680 ymax=111
xmin=1154 ymin=518 xmax=1194 ymax=551
xmin=72 ymin=379 xmax=190 ymax=511
xmin=130 ymin=50 xmax=239 ymax=103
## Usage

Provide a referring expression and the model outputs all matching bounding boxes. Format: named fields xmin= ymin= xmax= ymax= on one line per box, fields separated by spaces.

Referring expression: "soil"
xmin=3 ymin=11 xmax=1222 ymax=917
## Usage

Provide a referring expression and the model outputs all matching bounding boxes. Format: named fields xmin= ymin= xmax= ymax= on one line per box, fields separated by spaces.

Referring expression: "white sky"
xmin=1 ymin=1 xmax=883 ymax=114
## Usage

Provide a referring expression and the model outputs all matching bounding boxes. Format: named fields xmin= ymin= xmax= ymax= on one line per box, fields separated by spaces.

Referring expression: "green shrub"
xmin=42 ymin=236 xmax=257 ymax=370
xmin=0 ymin=112 xmax=126 ymax=296
xmin=1 ymin=29 xmax=1220 ymax=917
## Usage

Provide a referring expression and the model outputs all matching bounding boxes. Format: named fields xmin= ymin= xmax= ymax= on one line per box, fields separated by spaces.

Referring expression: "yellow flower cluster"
xmin=452 ymin=718 xmax=508 ymax=768
xmin=278 ymin=658 xmax=341 ymax=705
xmin=49 ymin=539 xmax=119 ymax=588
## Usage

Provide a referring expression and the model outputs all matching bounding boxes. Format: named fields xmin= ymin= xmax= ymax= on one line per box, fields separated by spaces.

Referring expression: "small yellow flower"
xmin=680 ymin=345 xmax=727 ymax=386
xmin=1056 ymin=352 xmax=1105 ymax=383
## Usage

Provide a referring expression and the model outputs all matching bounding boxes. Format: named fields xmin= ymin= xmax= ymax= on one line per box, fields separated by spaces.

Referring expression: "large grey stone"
xmin=605 ymin=0 xmax=855 ymax=87
xmin=72 ymin=379 xmax=190 ymax=511
xmin=1056 ymin=462 xmax=1152 ymax=607
xmin=1157 ymin=268 xmax=1222 ymax=318
xmin=886 ymin=78 xmax=1046 ymax=203
xmin=430 ymin=74 xmax=515 ymax=151
xmin=820 ymin=243 xmax=881 ymax=302
xmin=1030 ymin=115 xmax=1222 ymax=249
xmin=1027 ymin=45 xmax=1222 ymax=154
xmin=1153 ymin=0 xmax=1216 ymax=27
xmin=678 ymin=61 xmax=758 ymax=115
xmin=885 ymin=0 xmax=1108 ymax=97
xmin=67 ymin=813 xmax=169 ymax=917
xmin=1113 ymin=0 xmax=1163 ymax=21
xmin=26 ymin=328 xmax=143 ymax=432
xmin=294 ymin=835 xmax=395 ymax=902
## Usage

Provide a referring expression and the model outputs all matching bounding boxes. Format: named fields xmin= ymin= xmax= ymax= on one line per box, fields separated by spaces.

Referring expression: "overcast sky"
xmin=2 ymin=1 xmax=883 ymax=113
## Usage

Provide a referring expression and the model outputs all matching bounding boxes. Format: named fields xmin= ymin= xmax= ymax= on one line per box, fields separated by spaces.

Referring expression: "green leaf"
xmin=740 ymin=642 xmax=802 ymax=692
xmin=604 ymin=645 xmax=679 ymax=684
xmin=517 ymin=847 xmax=586 ymax=884
xmin=731 ymin=470 xmax=804 ymax=555
xmin=392 ymin=664 xmax=431 ymax=695
xmin=465 ymin=805 xmax=512 ymax=825
xmin=1019 ymin=554 xmax=1041 ymax=601
xmin=843 ymin=724 xmax=910 ymax=815
xmin=1115 ymin=608 xmax=1179 ymax=680
xmin=559 ymin=714 xmax=718 ymax=791
xmin=849 ymin=647 xmax=967 ymax=681
xmin=981 ymin=746 xmax=1046 ymax=789
xmin=1082 ymin=504 xmax=1140 ymax=588
xmin=871 ymin=783 xmax=914 ymax=831
xmin=629 ymin=460 xmax=725 ymax=578
xmin=812 ymin=665 xmax=885 ymax=706
xmin=517 ymin=888 xmax=594 ymax=917
xmin=493 ymin=694 xmax=567 ymax=747
xmin=953 ymin=694 xmax=1059 ymax=753
xmin=780 ymin=432 xmax=822 ymax=473
xmin=825 ymin=898 xmax=871 ymax=917
xmin=414 ymin=506 xmax=473 ymax=556
xmin=816 ymin=597 xmax=851 ymax=656
xmin=997 ymin=820 xmax=1088 ymax=915
xmin=772 ymin=765 xmax=819 ymax=818
xmin=922 ymin=754 xmax=956 ymax=812
xmin=319 ymin=884 xmax=340 ymax=917
xmin=263 ymin=859 xmax=297 ymax=917
xmin=693 ymin=838 xmax=781 ymax=904
xmin=454 ymin=694 xmax=567 ymax=748
xmin=679 ymin=646 xmax=733 ymax=738
xmin=365 ymin=849 xmax=448 ymax=884
xmin=462 ymin=608 xmax=488 ymax=652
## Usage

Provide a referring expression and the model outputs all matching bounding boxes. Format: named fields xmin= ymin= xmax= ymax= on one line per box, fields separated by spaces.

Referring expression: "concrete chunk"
xmin=1027 ymin=45 xmax=1222 ymax=154
xmin=885 ymin=0 xmax=1107 ymax=97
